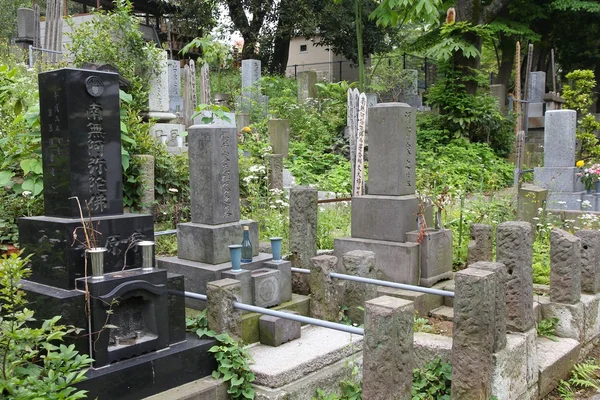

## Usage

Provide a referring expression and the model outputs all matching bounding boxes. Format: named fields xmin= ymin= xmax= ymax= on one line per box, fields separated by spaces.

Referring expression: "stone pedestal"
xmin=406 ymin=228 xmax=453 ymax=287
xmin=221 ymin=269 xmax=252 ymax=305
xmin=264 ymin=260 xmax=292 ymax=302
xmin=150 ymin=123 xmax=186 ymax=148
xmin=352 ymin=195 xmax=418 ymax=243
xmin=251 ymin=268 xmax=281 ymax=307
xmin=177 ymin=220 xmax=258 ymax=265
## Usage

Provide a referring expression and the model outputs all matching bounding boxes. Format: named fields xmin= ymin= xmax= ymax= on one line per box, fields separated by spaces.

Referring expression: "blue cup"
xmin=270 ymin=237 xmax=283 ymax=262
xmin=229 ymin=245 xmax=242 ymax=271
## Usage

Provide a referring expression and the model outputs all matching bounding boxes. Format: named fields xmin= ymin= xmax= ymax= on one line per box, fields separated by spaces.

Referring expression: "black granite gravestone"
xmin=20 ymin=69 xmax=154 ymax=289
xmin=19 ymin=68 xmax=216 ymax=400
xmin=39 ymin=68 xmax=123 ymax=218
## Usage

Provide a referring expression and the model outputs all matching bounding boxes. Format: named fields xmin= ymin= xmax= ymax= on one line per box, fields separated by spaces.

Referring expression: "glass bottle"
xmin=241 ymin=226 xmax=253 ymax=262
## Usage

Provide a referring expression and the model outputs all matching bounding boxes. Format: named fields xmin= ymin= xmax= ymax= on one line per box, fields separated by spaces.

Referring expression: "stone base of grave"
xmin=21 ymin=272 xmax=188 ymax=356
xmin=157 ymin=252 xmax=273 ymax=309
xmin=406 ymin=228 xmax=454 ymax=287
xmin=249 ymin=325 xmax=363 ymax=389
xmin=177 ymin=219 xmax=259 ymax=265
xmin=145 ymin=111 xmax=177 ymax=121
xmin=75 ymin=333 xmax=217 ymax=400
xmin=19 ymin=213 xmax=154 ymax=290
xmin=534 ymin=167 xmax=583 ymax=192
xmin=143 ymin=376 xmax=229 ymax=400
xmin=376 ymin=286 xmax=443 ymax=317
xmin=150 ymin=123 xmax=186 ymax=147
xmin=545 ymin=191 xmax=586 ymax=210
xmin=241 ymin=293 xmax=310 ymax=344
xmin=334 ymin=237 xmax=420 ymax=285
xmin=581 ymin=194 xmax=600 ymax=210
xmin=537 ymin=337 xmax=581 ymax=398
xmin=351 ymin=195 xmax=418 ymax=243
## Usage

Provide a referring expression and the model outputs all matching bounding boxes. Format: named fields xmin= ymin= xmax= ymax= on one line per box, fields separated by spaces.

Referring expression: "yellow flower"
xmin=241 ymin=126 xmax=251 ymax=133
xmin=577 ymin=160 xmax=585 ymax=168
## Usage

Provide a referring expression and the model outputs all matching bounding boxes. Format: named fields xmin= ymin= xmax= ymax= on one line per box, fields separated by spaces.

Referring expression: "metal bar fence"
xmin=291 ymin=267 xmax=454 ymax=297
xmin=182 ymin=290 xmax=365 ymax=335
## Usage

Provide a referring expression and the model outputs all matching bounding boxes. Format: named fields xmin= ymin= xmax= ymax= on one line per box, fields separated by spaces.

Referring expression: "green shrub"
xmin=0 ymin=253 xmax=92 ymax=399
xmin=412 ymin=357 xmax=452 ymax=400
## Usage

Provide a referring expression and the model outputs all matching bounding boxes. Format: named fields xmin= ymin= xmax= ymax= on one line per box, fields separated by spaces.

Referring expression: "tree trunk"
xmin=496 ymin=34 xmax=515 ymax=89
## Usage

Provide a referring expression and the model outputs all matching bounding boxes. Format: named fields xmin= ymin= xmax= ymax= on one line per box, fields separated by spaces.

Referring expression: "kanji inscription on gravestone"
xmin=39 ymin=68 xmax=123 ymax=218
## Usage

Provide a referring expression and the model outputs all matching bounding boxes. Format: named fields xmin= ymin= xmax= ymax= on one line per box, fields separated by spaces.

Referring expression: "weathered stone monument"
xmin=490 ymin=84 xmax=507 ymax=114
xmin=399 ymin=69 xmax=419 ymax=108
xmin=534 ymin=109 xmax=584 ymax=209
xmin=528 ymin=71 xmax=546 ymax=117
xmin=19 ymin=68 xmax=216 ymax=399
xmin=297 ymin=71 xmax=317 ymax=104
xmin=334 ymin=103 xmax=421 ymax=284
xmin=241 ymin=59 xmax=267 ymax=113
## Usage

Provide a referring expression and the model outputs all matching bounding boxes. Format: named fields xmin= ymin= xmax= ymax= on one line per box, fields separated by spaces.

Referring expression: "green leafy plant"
xmin=0 ymin=253 xmax=93 ymax=399
xmin=187 ymin=313 xmax=256 ymax=399
xmin=412 ymin=357 xmax=452 ymax=400
xmin=193 ymin=103 xmax=232 ymax=124
xmin=313 ymin=362 xmax=362 ymax=400
xmin=414 ymin=315 xmax=434 ymax=333
xmin=558 ymin=361 xmax=600 ymax=399
xmin=537 ymin=317 xmax=559 ymax=341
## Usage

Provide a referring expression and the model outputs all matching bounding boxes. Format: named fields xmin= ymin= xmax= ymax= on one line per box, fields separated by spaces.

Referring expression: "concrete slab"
xmin=254 ymin=354 xmax=363 ymax=400
xmin=537 ymin=336 xmax=581 ymax=398
xmin=248 ymin=325 xmax=363 ymax=388
xmin=429 ymin=306 xmax=454 ymax=321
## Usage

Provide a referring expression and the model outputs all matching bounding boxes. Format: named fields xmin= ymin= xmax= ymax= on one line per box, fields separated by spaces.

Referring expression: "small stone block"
xmin=221 ymin=269 xmax=253 ymax=305
xmin=264 ymin=260 xmax=292 ymax=303
xmin=377 ymin=286 xmax=443 ymax=317
xmin=252 ymin=269 xmax=281 ymax=308
xmin=467 ymin=224 xmax=493 ymax=265
xmin=406 ymin=228 xmax=453 ymax=287
xmin=258 ymin=313 xmax=301 ymax=346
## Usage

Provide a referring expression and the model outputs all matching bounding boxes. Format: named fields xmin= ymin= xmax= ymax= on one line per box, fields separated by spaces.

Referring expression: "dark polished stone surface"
xmin=76 ymin=269 xmax=169 ymax=367
xmin=21 ymin=279 xmax=88 ymax=355
xmin=19 ymin=213 xmax=154 ymax=289
xmin=167 ymin=273 xmax=187 ymax=343
xmin=75 ymin=333 xmax=217 ymax=400
xmin=39 ymin=68 xmax=123 ymax=218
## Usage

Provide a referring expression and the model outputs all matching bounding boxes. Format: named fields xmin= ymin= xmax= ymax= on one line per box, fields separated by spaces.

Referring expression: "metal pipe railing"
xmin=155 ymin=229 xmax=177 ymax=236
xmin=183 ymin=291 xmax=364 ymax=335
xmin=291 ymin=267 xmax=454 ymax=297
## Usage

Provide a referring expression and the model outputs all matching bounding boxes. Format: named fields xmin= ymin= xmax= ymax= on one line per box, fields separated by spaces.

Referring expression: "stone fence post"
xmin=290 ymin=187 xmax=318 ymax=294
xmin=206 ymin=278 xmax=242 ymax=340
xmin=363 ymin=296 xmax=414 ymax=400
xmin=496 ymin=221 xmax=535 ymax=332
xmin=550 ymin=229 xmax=581 ymax=304
xmin=343 ymin=250 xmax=377 ymax=324
xmin=451 ymin=267 xmax=497 ymax=400
xmin=576 ymin=230 xmax=600 ymax=294
xmin=308 ymin=255 xmax=342 ymax=321
xmin=467 ymin=224 xmax=493 ymax=265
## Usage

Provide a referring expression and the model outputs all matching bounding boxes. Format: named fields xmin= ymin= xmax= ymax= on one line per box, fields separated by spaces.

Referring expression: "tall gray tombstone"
xmin=289 ymin=187 xmax=318 ymax=295
xmin=533 ymin=109 xmax=583 ymax=209
xmin=167 ymin=60 xmax=182 ymax=114
xmin=335 ymin=103 xmax=420 ymax=285
xmin=297 ymin=71 xmax=317 ymax=104
xmin=16 ymin=8 xmax=36 ymax=49
xmin=529 ymin=72 xmax=546 ymax=103
xmin=399 ymin=69 xmax=419 ymax=108
xmin=148 ymin=51 xmax=176 ymax=121
xmin=268 ymin=119 xmax=290 ymax=157
xmin=241 ymin=59 xmax=261 ymax=111
xmin=174 ymin=125 xmax=258 ymax=264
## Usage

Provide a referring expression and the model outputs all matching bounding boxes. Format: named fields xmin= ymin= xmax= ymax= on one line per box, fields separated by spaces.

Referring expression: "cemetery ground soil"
xmin=544 ymin=343 xmax=600 ymax=399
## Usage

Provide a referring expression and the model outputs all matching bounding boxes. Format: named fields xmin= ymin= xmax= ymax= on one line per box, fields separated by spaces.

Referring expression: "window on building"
xmin=300 ymin=44 xmax=307 ymax=53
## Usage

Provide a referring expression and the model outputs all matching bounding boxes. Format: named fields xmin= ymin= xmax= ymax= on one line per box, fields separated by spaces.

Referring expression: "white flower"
xmin=270 ymin=188 xmax=284 ymax=195
xmin=582 ymin=200 xmax=593 ymax=209
xmin=270 ymin=205 xmax=277 ymax=209
xmin=243 ymin=175 xmax=257 ymax=184
xmin=22 ymin=191 xmax=32 ymax=198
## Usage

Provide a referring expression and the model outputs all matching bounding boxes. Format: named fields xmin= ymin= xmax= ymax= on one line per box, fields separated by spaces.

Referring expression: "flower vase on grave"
xmin=87 ymin=247 xmax=107 ymax=278
xmin=138 ymin=241 xmax=155 ymax=270
xmin=241 ymin=226 xmax=253 ymax=263
xmin=229 ymin=245 xmax=242 ymax=270
xmin=270 ymin=237 xmax=283 ymax=261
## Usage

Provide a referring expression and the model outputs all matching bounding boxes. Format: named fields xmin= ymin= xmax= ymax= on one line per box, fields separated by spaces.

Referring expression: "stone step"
xmin=248 ymin=325 xmax=363 ymax=389
xmin=429 ymin=306 xmax=454 ymax=321
xmin=143 ymin=376 xmax=228 ymax=400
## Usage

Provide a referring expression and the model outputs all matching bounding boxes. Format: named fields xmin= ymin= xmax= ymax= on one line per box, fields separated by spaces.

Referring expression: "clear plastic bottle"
xmin=241 ymin=226 xmax=253 ymax=262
